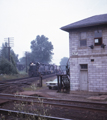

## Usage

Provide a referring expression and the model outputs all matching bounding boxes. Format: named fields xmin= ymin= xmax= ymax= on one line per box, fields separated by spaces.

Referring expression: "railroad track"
xmin=0 ymin=108 xmax=71 ymax=120
xmin=0 ymin=93 xmax=107 ymax=112
xmin=0 ymin=74 xmax=56 ymax=93
xmin=0 ymin=93 xmax=107 ymax=119
xmin=0 ymin=74 xmax=56 ymax=84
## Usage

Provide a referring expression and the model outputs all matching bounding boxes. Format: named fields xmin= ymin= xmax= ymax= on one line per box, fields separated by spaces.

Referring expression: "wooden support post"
xmin=60 ymin=75 xmax=62 ymax=92
xmin=57 ymin=75 xmax=60 ymax=92
xmin=40 ymin=75 xmax=42 ymax=87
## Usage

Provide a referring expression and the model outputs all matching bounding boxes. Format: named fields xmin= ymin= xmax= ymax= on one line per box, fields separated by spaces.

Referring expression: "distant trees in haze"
xmin=59 ymin=57 xmax=69 ymax=72
xmin=60 ymin=57 xmax=68 ymax=65
xmin=0 ymin=35 xmax=54 ymax=74
xmin=30 ymin=35 xmax=54 ymax=64
xmin=20 ymin=35 xmax=54 ymax=65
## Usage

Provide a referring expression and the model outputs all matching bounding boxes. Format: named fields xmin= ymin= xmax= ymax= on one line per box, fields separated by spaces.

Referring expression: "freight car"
xmin=28 ymin=62 xmax=60 ymax=77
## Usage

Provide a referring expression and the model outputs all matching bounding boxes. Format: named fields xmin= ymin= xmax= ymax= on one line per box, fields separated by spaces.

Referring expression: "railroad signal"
xmin=4 ymin=37 xmax=14 ymax=61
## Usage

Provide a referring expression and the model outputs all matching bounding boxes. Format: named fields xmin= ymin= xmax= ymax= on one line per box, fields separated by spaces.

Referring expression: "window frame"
xmin=80 ymin=64 xmax=88 ymax=70
xmin=94 ymin=37 xmax=102 ymax=46
xmin=80 ymin=39 xmax=87 ymax=47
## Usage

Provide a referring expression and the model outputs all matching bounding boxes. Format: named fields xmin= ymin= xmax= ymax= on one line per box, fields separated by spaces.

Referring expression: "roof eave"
xmin=60 ymin=22 xmax=107 ymax=32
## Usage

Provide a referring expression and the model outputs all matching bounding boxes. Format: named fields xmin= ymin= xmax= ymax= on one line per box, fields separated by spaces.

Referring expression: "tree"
xmin=59 ymin=57 xmax=69 ymax=72
xmin=30 ymin=35 xmax=54 ymax=64
xmin=0 ymin=43 xmax=19 ymax=64
xmin=0 ymin=43 xmax=8 ymax=60
xmin=0 ymin=58 xmax=18 ymax=74
xmin=60 ymin=57 xmax=68 ymax=65
xmin=10 ymin=49 xmax=19 ymax=65
xmin=19 ymin=52 xmax=32 ymax=66
xmin=0 ymin=43 xmax=18 ymax=74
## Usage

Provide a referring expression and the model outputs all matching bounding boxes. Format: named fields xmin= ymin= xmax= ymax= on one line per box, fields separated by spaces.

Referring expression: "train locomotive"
xmin=28 ymin=62 xmax=59 ymax=77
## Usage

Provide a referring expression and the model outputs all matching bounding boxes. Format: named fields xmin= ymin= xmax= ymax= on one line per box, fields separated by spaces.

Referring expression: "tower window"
xmin=94 ymin=38 xmax=102 ymax=46
xmin=80 ymin=39 xmax=87 ymax=46
xmin=80 ymin=32 xmax=87 ymax=47
xmin=80 ymin=64 xmax=88 ymax=70
xmin=94 ymin=30 xmax=102 ymax=46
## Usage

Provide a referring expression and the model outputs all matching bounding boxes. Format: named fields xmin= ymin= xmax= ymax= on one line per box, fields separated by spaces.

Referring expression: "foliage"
xmin=0 ymin=114 xmax=5 ymax=120
xmin=0 ymin=58 xmax=18 ymax=74
xmin=0 ymin=43 xmax=8 ymax=60
xmin=19 ymin=35 xmax=54 ymax=67
xmin=30 ymin=35 xmax=54 ymax=64
xmin=0 ymin=42 xmax=19 ymax=63
xmin=0 ymin=72 xmax=28 ymax=81
xmin=19 ymin=52 xmax=32 ymax=66
xmin=60 ymin=57 xmax=68 ymax=65
xmin=12 ymin=98 xmax=51 ymax=120
xmin=12 ymin=84 xmax=52 ymax=120
xmin=0 ymin=42 xmax=19 ymax=74
xmin=10 ymin=49 xmax=19 ymax=65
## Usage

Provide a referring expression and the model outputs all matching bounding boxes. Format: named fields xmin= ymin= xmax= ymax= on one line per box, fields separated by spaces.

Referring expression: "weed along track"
xmin=0 ymin=74 xmax=56 ymax=93
xmin=0 ymin=108 xmax=71 ymax=120
xmin=0 ymin=93 xmax=107 ymax=120
xmin=0 ymin=93 xmax=107 ymax=110
xmin=0 ymin=75 xmax=107 ymax=119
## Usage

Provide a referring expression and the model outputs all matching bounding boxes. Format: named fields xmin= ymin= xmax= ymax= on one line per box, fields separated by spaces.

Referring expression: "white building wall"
xmin=69 ymin=27 xmax=107 ymax=92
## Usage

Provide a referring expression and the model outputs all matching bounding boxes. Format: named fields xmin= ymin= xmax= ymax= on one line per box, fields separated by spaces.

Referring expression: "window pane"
xmin=80 ymin=40 xmax=87 ymax=46
xmin=80 ymin=64 xmax=87 ymax=69
xmin=94 ymin=38 xmax=102 ymax=45
xmin=95 ymin=39 xmax=99 ymax=43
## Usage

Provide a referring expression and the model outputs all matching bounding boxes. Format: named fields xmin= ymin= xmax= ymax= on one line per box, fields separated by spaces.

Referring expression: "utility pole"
xmin=4 ymin=37 xmax=14 ymax=61
xmin=0 ymin=47 xmax=2 ymax=60
xmin=25 ymin=52 xmax=28 ymax=73
xmin=8 ymin=38 xmax=10 ymax=61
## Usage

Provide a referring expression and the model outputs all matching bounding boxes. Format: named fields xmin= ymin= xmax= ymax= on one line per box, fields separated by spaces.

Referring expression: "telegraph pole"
xmin=0 ymin=47 xmax=2 ymax=60
xmin=8 ymin=38 xmax=10 ymax=61
xmin=4 ymin=37 xmax=14 ymax=61
xmin=25 ymin=52 xmax=28 ymax=73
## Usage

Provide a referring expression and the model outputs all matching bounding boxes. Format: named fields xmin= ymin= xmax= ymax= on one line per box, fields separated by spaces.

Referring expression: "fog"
xmin=0 ymin=0 xmax=107 ymax=65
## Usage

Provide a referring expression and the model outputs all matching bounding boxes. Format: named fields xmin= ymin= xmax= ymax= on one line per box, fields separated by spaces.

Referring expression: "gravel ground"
xmin=0 ymin=76 xmax=107 ymax=120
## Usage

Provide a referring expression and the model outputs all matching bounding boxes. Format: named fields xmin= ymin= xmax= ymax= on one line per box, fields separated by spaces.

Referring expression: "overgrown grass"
xmin=0 ymin=71 xmax=28 ymax=81
xmin=23 ymin=83 xmax=39 ymax=91
xmin=0 ymin=96 xmax=52 ymax=120
xmin=14 ymin=83 xmax=52 ymax=120
xmin=23 ymin=76 xmax=56 ymax=91
xmin=12 ymin=98 xmax=52 ymax=120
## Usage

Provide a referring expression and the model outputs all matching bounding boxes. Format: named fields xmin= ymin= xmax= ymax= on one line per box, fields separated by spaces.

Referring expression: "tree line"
xmin=0 ymin=34 xmax=68 ymax=74
xmin=0 ymin=42 xmax=19 ymax=74
xmin=0 ymin=35 xmax=54 ymax=74
xmin=20 ymin=35 xmax=54 ymax=66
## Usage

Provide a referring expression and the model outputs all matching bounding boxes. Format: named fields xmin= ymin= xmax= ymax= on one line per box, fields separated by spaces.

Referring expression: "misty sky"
xmin=0 ymin=0 xmax=107 ymax=65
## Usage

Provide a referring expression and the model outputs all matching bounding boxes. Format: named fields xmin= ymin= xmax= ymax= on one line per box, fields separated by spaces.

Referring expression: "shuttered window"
xmin=94 ymin=30 xmax=102 ymax=46
xmin=80 ymin=32 xmax=87 ymax=47
xmin=80 ymin=39 xmax=87 ymax=46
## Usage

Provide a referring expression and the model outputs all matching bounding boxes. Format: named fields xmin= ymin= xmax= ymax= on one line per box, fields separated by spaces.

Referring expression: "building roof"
xmin=60 ymin=14 xmax=107 ymax=32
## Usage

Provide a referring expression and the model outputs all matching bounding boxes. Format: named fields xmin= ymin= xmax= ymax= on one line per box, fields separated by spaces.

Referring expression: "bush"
xmin=0 ymin=58 xmax=18 ymax=74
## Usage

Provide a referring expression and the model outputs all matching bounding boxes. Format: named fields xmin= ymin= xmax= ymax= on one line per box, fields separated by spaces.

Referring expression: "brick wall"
xmin=69 ymin=26 xmax=107 ymax=92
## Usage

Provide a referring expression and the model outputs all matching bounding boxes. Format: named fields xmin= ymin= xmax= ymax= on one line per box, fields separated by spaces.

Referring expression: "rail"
xmin=0 ymin=108 xmax=71 ymax=120
xmin=0 ymin=93 xmax=107 ymax=113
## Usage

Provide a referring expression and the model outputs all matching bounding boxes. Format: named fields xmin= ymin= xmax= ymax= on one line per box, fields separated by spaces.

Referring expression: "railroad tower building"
xmin=61 ymin=14 xmax=107 ymax=92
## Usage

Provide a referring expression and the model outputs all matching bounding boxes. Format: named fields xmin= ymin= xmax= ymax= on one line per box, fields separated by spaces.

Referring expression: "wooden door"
xmin=80 ymin=70 xmax=88 ymax=91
